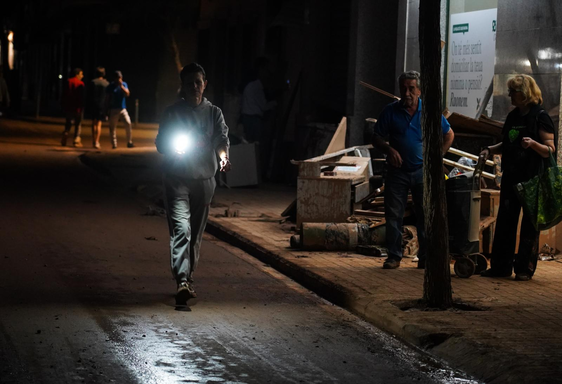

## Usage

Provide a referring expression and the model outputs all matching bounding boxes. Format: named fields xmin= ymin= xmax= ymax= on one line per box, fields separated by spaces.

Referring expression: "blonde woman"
xmin=480 ymin=75 xmax=555 ymax=281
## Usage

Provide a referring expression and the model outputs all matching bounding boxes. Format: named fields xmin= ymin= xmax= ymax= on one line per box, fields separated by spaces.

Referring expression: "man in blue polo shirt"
xmin=105 ymin=70 xmax=134 ymax=149
xmin=372 ymin=71 xmax=454 ymax=269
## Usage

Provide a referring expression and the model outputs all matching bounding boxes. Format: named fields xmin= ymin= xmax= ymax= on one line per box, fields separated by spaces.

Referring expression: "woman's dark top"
xmin=501 ymin=103 xmax=554 ymax=183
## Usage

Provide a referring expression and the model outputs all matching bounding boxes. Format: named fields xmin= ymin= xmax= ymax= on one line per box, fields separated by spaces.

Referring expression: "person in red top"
xmin=61 ymin=68 xmax=85 ymax=147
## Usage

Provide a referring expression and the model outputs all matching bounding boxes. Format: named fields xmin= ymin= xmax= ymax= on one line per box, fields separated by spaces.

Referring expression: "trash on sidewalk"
xmin=539 ymin=244 xmax=558 ymax=261
xmin=290 ymin=222 xmax=385 ymax=251
xmin=356 ymin=245 xmax=387 ymax=257
xmin=402 ymin=225 xmax=419 ymax=257
xmin=225 ymin=208 xmax=240 ymax=217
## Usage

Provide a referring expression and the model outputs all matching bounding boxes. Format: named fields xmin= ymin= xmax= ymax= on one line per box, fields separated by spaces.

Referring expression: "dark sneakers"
xmin=127 ymin=142 xmax=135 ymax=148
xmin=383 ymin=258 xmax=401 ymax=269
xmin=176 ymin=281 xmax=197 ymax=304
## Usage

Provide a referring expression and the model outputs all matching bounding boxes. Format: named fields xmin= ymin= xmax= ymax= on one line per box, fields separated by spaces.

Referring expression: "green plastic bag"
xmin=515 ymin=150 xmax=562 ymax=231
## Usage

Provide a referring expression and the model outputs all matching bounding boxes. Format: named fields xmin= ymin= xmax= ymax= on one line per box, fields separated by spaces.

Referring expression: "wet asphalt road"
xmin=0 ymin=119 xmax=475 ymax=383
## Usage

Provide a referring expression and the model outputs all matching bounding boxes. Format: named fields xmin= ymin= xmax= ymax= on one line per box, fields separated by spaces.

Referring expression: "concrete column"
xmin=347 ymin=0 xmax=400 ymax=147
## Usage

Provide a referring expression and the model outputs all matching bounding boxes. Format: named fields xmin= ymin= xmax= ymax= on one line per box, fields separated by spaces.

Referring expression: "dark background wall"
xmin=347 ymin=0 xmax=400 ymax=148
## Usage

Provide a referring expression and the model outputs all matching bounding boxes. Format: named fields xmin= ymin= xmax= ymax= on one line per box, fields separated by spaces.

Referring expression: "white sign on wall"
xmin=446 ymin=8 xmax=497 ymax=118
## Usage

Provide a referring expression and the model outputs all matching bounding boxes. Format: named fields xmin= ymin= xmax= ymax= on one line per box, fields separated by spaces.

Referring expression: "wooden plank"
xmin=324 ymin=117 xmax=347 ymax=155
xmin=447 ymin=147 xmax=495 ymax=167
xmin=354 ymin=209 xmax=385 ymax=217
xmin=443 ymin=108 xmax=502 ymax=139
xmin=354 ymin=181 xmax=370 ymax=203
xmin=293 ymin=145 xmax=373 ymax=163
xmin=479 ymin=215 xmax=496 ymax=230
xmin=369 ymin=194 xmax=412 ymax=206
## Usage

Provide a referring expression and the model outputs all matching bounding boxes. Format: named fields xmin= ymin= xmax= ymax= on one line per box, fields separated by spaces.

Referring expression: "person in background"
xmin=61 ymin=68 xmax=85 ymax=147
xmin=372 ymin=70 xmax=454 ymax=270
xmin=0 ymin=65 xmax=10 ymax=118
xmin=240 ymin=57 xmax=277 ymax=143
xmin=480 ymin=74 xmax=555 ymax=281
xmin=106 ymin=70 xmax=134 ymax=149
xmin=155 ymin=63 xmax=231 ymax=305
xmin=90 ymin=66 xmax=109 ymax=149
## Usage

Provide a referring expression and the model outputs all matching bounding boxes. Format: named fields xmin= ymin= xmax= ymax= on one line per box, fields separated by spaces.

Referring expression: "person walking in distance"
xmin=155 ymin=63 xmax=231 ymax=305
xmin=90 ymin=67 xmax=109 ymax=149
xmin=61 ymin=68 xmax=85 ymax=147
xmin=105 ymin=70 xmax=134 ymax=149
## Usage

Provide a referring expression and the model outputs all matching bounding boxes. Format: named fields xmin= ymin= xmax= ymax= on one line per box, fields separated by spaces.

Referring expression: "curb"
xmin=205 ymin=218 xmax=351 ymax=307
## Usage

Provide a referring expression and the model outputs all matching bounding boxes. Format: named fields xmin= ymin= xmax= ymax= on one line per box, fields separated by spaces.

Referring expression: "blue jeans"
xmin=384 ymin=167 xmax=426 ymax=261
xmin=163 ymin=175 xmax=216 ymax=284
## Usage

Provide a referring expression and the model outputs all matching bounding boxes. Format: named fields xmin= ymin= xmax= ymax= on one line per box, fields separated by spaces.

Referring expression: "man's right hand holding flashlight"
xmin=219 ymin=151 xmax=231 ymax=172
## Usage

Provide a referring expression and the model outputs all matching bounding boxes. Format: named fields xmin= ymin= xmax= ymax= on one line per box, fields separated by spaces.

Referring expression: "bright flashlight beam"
xmin=174 ymin=134 xmax=191 ymax=154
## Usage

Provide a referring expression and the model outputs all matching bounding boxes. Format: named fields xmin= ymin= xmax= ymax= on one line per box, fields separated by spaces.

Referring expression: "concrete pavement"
xmin=82 ymin=147 xmax=562 ymax=384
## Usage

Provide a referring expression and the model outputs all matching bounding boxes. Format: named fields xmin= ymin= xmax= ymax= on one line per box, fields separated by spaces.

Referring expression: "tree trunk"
xmin=419 ymin=0 xmax=453 ymax=308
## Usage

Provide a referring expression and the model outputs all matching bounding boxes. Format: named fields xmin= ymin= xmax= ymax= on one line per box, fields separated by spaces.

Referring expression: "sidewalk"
xmin=82 ymin=148 xmax=562 ymax=384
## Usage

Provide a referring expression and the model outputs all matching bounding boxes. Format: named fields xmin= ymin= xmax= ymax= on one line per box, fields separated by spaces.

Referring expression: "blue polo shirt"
xmin=106 ymin=81 xmax=129 ymax=110
xmin=373 ymin=99 xmax=451 ymax=171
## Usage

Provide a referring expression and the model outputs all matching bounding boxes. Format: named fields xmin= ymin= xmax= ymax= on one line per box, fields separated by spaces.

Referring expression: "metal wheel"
xmin=469 ymin=253 xmax=488 ymax=274
xmin=454 ymin=257 xmax=476 ymax=278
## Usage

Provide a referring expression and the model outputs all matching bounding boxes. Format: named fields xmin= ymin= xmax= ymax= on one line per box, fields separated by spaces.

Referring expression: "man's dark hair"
xmin=114 ymin=70 xmax=123 ymax=79
xmin=180 ymin=63 xmax=206 ymax=82
xmin=398 ymin=70 xmax=421 ymax=89
xmin=73 ymin=68 xmax=83 ymax=77
xmin=94 ymin=67 xmax=105 ymax=78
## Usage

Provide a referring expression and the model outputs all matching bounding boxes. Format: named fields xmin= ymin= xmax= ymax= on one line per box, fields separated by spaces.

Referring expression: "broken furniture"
xmin=292 ymin=145 xmax=373 ymax=227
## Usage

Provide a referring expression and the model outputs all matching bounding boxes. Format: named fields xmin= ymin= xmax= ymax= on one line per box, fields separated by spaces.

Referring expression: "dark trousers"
xmin=64 ymin=112 xmax=82 ymax=138
xmin=491 ymin=178 xmax=540 ymax=276
xmin=384 ymin=167 xmax=427 ymax=262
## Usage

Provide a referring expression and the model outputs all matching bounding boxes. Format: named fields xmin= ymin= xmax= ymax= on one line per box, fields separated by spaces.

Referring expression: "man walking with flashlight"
xmin=155 ymin=63 xmax=231 ymax=305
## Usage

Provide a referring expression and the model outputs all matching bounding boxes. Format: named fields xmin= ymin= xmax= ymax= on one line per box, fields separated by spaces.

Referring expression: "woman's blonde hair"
xmin=507 ymin=74 xmax=543 ymax=105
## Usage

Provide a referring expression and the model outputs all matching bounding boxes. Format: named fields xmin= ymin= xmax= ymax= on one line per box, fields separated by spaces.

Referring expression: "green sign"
xmin=453 ymin=23 xmax=469 ymax=34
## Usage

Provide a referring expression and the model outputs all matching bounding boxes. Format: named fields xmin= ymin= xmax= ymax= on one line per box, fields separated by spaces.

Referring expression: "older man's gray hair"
xmin=398 ymin=71 xmax=421 ymax=88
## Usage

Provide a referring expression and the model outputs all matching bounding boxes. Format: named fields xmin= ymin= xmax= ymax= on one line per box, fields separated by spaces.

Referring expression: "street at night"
xmin=0 ymin=120 xmax=473 ymax=383
xmin=2 ymin=1 xmax=562 ymax=383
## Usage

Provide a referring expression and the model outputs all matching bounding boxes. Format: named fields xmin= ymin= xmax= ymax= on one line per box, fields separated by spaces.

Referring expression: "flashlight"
xmin=173 ymin=134 xmax=191 ymax=154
